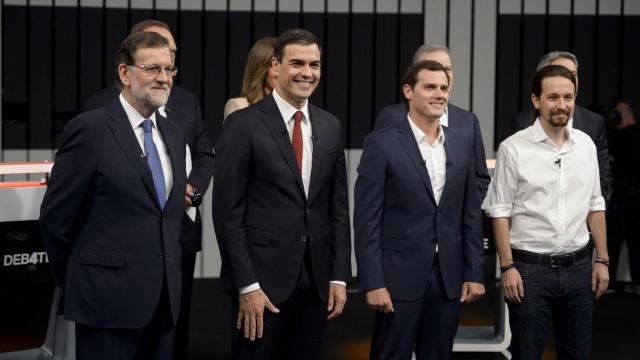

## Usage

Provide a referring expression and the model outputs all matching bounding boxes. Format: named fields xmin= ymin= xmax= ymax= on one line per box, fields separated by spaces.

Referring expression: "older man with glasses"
xmin=85 ymin=19 xmax=214 ymax=360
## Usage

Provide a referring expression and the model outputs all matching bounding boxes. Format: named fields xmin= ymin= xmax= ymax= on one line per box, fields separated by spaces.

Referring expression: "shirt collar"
xmin=440 ymin=105 xmax=449 ymax=127
xmin=531 ymin=117 xmax=575 ymax=145
xmin=119 ymin=93 xmax=157 ymax=129
xmin=407 ymin=114 xmax=445 ymax=146
xmin=272 ymin=88 xmax=310 ymax=124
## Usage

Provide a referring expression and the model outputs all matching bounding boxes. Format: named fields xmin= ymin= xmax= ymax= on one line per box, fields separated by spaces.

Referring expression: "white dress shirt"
xmin=120 ymin=94 xmax=173 ymax=199
xmin=407 ymin=115 xmax=447 ymax=205
xmin=239 ymin=90 xmax=345 ymax=295
xmin=486 ymin=119 xmax=605 ymax=253
xmin=272 ymin=88 xmax=313 ymax=197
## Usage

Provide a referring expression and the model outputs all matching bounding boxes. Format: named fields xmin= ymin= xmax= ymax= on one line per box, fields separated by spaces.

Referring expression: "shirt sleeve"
xmin=588 ymin=142 xmax=606 ymax=211
xmin=486 ymin=141 xmax=518 ymax=218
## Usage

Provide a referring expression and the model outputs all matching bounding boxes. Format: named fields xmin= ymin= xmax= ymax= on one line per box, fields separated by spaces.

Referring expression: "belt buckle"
xmin=549 ymin=254 xmax=563 ymax=268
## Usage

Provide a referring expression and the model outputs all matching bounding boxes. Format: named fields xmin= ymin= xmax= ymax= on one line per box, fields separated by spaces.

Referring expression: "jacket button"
xmin=431 ymin=238 xmax=437 ymax=243
xmin=301 ymin=235 xmax=307 ymax=243
xmin=305 ymin=208 xmax=310 ymax=215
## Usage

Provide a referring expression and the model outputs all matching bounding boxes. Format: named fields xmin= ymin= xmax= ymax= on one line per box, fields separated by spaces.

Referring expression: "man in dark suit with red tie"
xmin=212 ymin=29 xmax=351 ymax=359
xmin=40 ymin=32 xmax=186 ymax=359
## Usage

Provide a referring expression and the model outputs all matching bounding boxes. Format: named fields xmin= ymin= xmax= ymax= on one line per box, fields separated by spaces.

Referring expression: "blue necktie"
xmin=141 ymin=119 xmax=166 ymax=209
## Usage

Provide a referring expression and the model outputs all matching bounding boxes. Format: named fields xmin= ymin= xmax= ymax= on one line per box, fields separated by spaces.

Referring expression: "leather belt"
xmin=512 ymin=246 xmax=590 ymax=268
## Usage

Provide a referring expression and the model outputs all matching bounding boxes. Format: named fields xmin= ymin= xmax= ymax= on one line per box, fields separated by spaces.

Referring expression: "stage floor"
xmin=187 ymin=279 xmax=640 ymax=360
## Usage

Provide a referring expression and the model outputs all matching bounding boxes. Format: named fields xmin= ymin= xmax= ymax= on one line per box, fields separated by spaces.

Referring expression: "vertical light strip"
xmin=448 ymin=0 xmax=472 ymax=109
xmin=474 ymin=0 xmax=497 ymax=156
xmin=424 ymin=0 xmax=448 ymax=44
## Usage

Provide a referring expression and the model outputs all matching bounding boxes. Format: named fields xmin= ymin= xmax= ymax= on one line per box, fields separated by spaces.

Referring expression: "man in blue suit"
xmin=85 ymin=20 xmax=215 ymax=360
xmin=374 ymin=44 xmax=490 ymax=201
xmin=355 ymin=60 xmax=485 ymax=359
xmin=40 ymin=32 xmax=187 ymax=359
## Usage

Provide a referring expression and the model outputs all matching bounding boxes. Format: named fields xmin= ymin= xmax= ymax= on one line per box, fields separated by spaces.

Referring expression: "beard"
xmin=130 ymin=77 xmax=170 ymax=110
xmin=547 ymin=110 xmax=571 ymax=128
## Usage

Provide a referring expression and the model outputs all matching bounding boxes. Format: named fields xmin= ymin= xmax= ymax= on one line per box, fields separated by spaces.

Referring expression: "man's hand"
xmin=327 ymin=283 xmax=347 ymax=320
xmin=501 ymin=267 xmax=524 ymax=304
xmin=460 ymin=282 xmax=485 ymax=303
xmin=366 ymin=287 xmax=394 ymax=313
xmin=237 ymin=289 xmax=279 ymax=341
xmin=184 ymin=184 xmax=195 ymax=207
xmin=592 ymin=262 xmax=609 ymax=299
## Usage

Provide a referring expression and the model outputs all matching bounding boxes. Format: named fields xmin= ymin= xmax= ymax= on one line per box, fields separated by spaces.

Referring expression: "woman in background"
xmin=224 ymin=36 xmax=277 ymax=119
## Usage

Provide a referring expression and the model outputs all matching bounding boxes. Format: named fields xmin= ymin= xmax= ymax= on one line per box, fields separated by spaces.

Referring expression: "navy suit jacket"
xmin=355 ymin=120 xmax=484 ymax=301
xmin=212 ymin=94 xmax=351 ymax=304
xmin=86 ymin=85 xmax=215 ymax=254
xmin=374 ymin=102 xmax=490 ymax=200
xmin=511 ymin=105 xmax=609 ymax=198
xmin=40 ymin=100 xmax=187 ymax=328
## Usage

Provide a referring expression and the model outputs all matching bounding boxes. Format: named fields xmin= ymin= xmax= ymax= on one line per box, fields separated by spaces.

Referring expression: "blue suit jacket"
xmin=40 ymin=100 xmax=187 ymax=328
xmin=374 ymin=102 xmax=490 ymax=201
xmin=355 ymin=119 xmax=484 ymax=301
xmin=86 ymin=85 xmax=215 ymax=254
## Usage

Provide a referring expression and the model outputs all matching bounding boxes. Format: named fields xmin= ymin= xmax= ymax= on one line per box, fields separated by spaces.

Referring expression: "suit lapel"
xmin=106 ymin=100 xmax=162 ymax=210
xmin=440 ymin=126 xmax=455 ymax=205
xmin=260 ymin=96 xmax=306 ymax=197
xmin=307 ymin=106 xmax=325 ymax=203
xmin=396 ymin=120 xmax=436 ymax=205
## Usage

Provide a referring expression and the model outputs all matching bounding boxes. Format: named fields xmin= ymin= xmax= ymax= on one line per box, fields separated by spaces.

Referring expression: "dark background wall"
xmin=495 ymin=13 xmax=640 ymax=146
xmin=2 ymin=0 xmax=640 ymax=153
xmin=1 ymin=3 xmax=422 ymax=152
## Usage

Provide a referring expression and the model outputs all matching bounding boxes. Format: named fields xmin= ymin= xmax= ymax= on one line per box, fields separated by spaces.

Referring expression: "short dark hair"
xmin=402 ymin=60 xmax=450 ymax=89
xmin=130 ymin=19 xmax=171 ymax=35
xmin=530 ymin=64 xmax=576 ymax=98
xmin=402 ymin=60 xmax=450 ymax=107
xmin=115 ymin=32 xmax=169 ymax=86
xmin=273 ymin=29 xmax=321 ymax=63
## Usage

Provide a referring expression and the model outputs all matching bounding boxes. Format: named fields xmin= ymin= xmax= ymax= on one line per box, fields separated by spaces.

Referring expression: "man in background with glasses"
xmin=41 ymin=32 xmax=188 ymax=359
xmin=85 ymin=20 xmax=215 ymax=360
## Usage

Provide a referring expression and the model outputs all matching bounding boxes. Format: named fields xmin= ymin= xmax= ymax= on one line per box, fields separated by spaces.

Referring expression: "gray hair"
xmin=536 ymin=51 xmax=579 ymax=71
xmin=412 ymin=43 xmax=451 ymax=64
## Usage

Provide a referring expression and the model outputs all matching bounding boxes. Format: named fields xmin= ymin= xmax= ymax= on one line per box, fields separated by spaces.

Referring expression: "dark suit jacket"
xmin=374 ymin=102 xmax=490 ymax=200
xmin=355 ymin=120 xmax=484 ymax=300
xmin=86 ymin=85 xmax=215 ymax=254
xmin=212 ymin=94 xmax=351 ymax=304
xmin=40 ymin=100 xmax=187 ymax=328
xmin=510 ymin=105 xmax=609 ymax=198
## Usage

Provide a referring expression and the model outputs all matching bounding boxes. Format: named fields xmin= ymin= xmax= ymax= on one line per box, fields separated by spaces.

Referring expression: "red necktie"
xmin=292 ymin=111 xmax=303 ymax=174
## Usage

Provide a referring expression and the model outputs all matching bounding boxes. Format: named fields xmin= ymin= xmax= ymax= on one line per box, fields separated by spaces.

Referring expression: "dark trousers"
xmin=507 ymin=256 xmax=594 ymax=360
xmin=75 ymin=284 xmax=176 ymax=360
xmin=230 ymin=252 xmax=327 ymax=360
xmin=370 ymin=256 xmax=461 ymax=360
xmin=607 ymin=190 xmax=640 ymax=285
xmin=172 ymin=252 xmax=197 ymax=360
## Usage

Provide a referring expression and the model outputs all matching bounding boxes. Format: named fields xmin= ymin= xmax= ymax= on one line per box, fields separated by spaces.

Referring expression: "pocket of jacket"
xmin=381 ymin=236 xmax=409 ymax=251
xmin=76 ymin=248 xmax=125 ymax=267
xmin=246 ymin=226 xmax=272 ymax=246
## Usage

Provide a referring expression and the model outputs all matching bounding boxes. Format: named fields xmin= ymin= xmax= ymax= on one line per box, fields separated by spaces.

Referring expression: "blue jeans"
xmin=507 ymin=256 xmax=594 ymax=360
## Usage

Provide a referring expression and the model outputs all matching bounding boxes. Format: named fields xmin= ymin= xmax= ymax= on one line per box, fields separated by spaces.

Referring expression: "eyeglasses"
xmin=130 ymin=64 xmax=179 ymax=77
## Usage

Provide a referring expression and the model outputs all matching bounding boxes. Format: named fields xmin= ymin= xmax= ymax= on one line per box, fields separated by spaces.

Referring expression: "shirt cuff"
xmin=589 ymin=196 xmax=606 ymax=212
xmin=330 ymin=280 xmax=347 ymax=286
xmin=486 ymin=204 xmax=513 ymax=218
xmin=239 ymin=282 xmax=260 ymax=294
